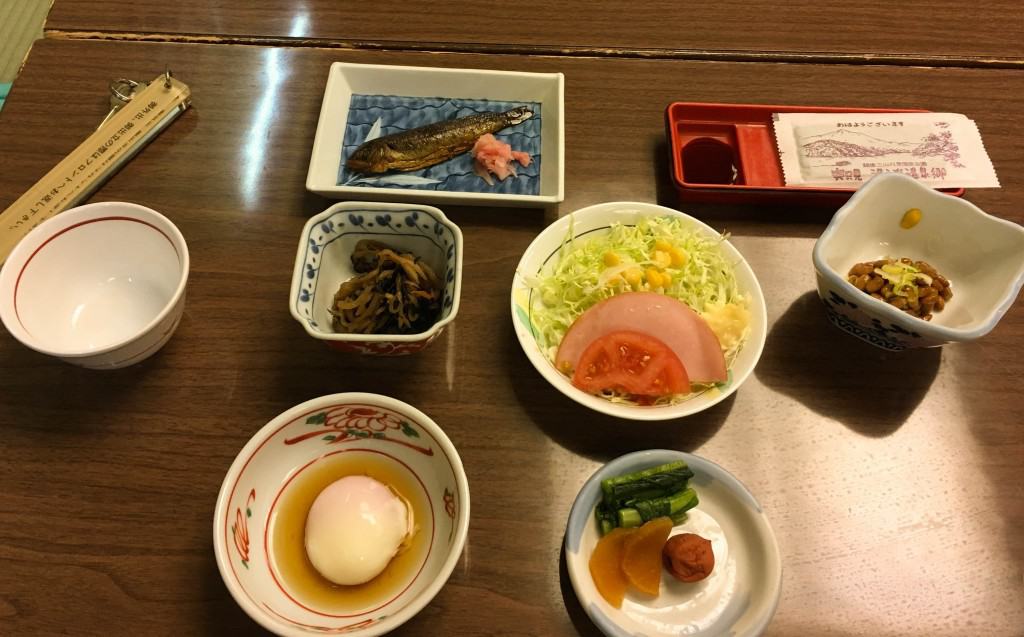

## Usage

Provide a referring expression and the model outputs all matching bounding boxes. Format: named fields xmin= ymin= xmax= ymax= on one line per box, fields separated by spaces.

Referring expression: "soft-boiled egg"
xmin=304 ymin=475 xmax=414 ymax=586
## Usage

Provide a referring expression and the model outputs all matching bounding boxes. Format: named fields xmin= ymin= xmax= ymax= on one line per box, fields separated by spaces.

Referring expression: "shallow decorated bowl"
xmin=213 ymin=393 xmax=470 ymax=637
xmin=0 ymin=201 xmax=189 ymax=369
xmin=510 ymin=201 xmax=767 ymax=420
xmin=813 ymin=172 xmax=1024 ymax=350
xmin=289 ymin=201 xmax=463 ymax=355
xmin=565 ymin=449 xmax=782 ymax=637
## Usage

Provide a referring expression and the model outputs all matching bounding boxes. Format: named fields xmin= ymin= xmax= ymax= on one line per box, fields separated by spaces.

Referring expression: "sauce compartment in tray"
xmin=665 ymin=102 xmax=965 ymax=205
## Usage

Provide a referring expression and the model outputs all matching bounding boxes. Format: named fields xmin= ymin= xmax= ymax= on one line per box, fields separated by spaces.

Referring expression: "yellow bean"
xmin=850 ymin=263 xmax=873 ymax=276
xmin=900 ymin=208 xmax=922 ymax=229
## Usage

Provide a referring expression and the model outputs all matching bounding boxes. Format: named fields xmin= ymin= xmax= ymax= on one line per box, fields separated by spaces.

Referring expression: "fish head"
xmin=346 ymin=140 xmax=392 ymax=174
xmin=504 ymin=106 xmax=534 ymax=125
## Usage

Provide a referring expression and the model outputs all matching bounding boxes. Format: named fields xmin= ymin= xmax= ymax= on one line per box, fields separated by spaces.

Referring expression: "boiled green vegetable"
xmin=594 ymin=460 xmax=700 ymax=535
xmin=615 ymin=488 xmax=698 ymax=528
xmin=600 ymin=461 xmax=694 ymax=508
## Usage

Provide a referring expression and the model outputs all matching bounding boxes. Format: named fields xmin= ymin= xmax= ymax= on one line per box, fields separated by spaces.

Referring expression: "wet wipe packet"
xmin=773 ymin=112 xmax=999 ymax=189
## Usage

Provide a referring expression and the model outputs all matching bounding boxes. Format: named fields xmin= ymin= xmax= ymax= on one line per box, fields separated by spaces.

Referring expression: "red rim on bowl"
xmin=213 ymin=393 xmax=470 ymax=637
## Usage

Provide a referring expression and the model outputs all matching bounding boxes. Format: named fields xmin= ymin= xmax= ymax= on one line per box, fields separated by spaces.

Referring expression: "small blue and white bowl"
xmin=289 ymin=202 xmax=463 ymax=355
xmin=813 ymin=173 xmax=1024 ymax=350
xmin=565 ymin=450 xmax=782 ymax=637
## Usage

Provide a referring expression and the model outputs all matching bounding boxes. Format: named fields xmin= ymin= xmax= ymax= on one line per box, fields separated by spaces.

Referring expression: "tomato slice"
xmin=570 ymin=331 xmax=690 ymax=398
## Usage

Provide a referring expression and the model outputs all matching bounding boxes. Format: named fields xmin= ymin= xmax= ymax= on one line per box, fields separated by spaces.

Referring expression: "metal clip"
xmin=96 ymin=78 xmax=144 ymax=130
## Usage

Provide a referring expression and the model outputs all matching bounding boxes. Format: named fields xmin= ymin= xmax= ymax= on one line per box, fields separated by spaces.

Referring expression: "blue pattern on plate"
xmin=294 ymin=208 xmax=459 ymax=332
xmin=338 ymin=95 xmax=542 ymax=195
xmin=819 ymin=291 xmax=918 ymax=351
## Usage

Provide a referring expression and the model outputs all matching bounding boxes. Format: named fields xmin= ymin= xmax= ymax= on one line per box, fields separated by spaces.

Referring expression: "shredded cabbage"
xmin=528 ymin=215 xmax=749 ymax=399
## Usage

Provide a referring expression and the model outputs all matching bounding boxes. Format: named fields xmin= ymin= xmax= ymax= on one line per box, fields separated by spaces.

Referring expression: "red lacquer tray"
xmin=665 ymin=101 xmax=965 ymax=205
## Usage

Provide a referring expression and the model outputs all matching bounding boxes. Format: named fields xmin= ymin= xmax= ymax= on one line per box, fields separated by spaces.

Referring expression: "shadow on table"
xmin=9 ymin=348 xmax=157 ymax=436
xmin=560 ymin=542 xmax=603 ymax=637
xmin=265 ymin=331 xmax=450 ymax=411
xmin=756 ymin=290 xmax=941 ymax=437
xmin=504 ymin=321 xmax=733 ymax=462
xmin=441 ymin=202 xmax=550 ymax=229
xmin=200 ymin=553 xmax=265 ymax=635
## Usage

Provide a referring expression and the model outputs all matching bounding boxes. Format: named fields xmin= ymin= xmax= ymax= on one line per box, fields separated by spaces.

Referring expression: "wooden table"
xmin=1 ymin=34 xmax=1022 ymax=637
xmin=43 ymin=0 xmax=1024 ymax=66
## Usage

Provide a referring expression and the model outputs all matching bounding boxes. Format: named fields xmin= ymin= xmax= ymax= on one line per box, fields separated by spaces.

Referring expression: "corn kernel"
xmin=603 ymin=251 xmax=620 ymax=267
xmin=654 ymin=239 xmax=673 ymax=252
xmin=645 ymin=268 xmax=663 ymax=288
xmin=652 ymin=250 xmax=671 ymax=268
xmin=624 ymin=268 xmax=642 ymax=288
xmin=900 ymin=207 xmax=922 ymax=229
xmin=669 ymin=247 xmax=688 ymax=267
xmin=660 ymin=271 xmax=671 ymax=286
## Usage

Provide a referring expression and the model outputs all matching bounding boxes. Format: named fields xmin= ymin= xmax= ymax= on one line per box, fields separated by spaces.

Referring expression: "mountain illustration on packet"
xmin=772 ymin=112 xmax=999 ymax=189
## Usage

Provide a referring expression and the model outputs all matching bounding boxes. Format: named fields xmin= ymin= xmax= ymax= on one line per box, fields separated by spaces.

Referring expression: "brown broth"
xmin=268 ymin=451 xmax=431 ymax=613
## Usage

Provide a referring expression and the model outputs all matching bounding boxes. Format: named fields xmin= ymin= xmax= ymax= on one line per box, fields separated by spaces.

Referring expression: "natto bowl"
xmin=812 ymin=172 xmax=1024 ymax=350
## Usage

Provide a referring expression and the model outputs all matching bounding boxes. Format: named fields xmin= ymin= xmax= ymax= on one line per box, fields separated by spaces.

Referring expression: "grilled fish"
xmin=346 ymin=106 xmax=533 ymax=174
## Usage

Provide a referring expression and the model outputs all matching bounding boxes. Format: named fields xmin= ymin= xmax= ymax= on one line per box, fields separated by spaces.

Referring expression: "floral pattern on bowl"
xmin=812 ymin=172 xmax=1024 ymax=349
xmin=214 ymin=393 xmax=469 ymax=637
xmin=817 ymin=285 xmax=925 ymax=351
xmin=290 ymin=202 xmax=463 ymax=356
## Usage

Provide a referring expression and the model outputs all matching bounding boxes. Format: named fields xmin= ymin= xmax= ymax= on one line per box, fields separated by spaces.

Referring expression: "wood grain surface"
xmin=0 ymin=38 xmax=1022 ymax=636
xmin=44 ymin=0 xmax=1024 ymax=65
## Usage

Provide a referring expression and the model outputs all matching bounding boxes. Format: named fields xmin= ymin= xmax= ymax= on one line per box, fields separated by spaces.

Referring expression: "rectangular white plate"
xmin=306 ymin=62 xmax=565 ymax=207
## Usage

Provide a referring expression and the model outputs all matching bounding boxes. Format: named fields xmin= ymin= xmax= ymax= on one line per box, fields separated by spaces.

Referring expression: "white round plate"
xmin=565 ymin=450 xmax=782 ymax=637
xmin=511 ymin=201 xmax=767 ymax=420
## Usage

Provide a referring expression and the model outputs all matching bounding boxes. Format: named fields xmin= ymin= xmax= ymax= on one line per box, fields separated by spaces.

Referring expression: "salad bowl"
xmin=511 ymin=201 xmax=767 ymax=420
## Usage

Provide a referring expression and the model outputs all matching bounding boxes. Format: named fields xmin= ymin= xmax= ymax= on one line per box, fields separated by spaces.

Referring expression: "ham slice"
xmin=555 ymin=292 xmax=727 ymax=383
